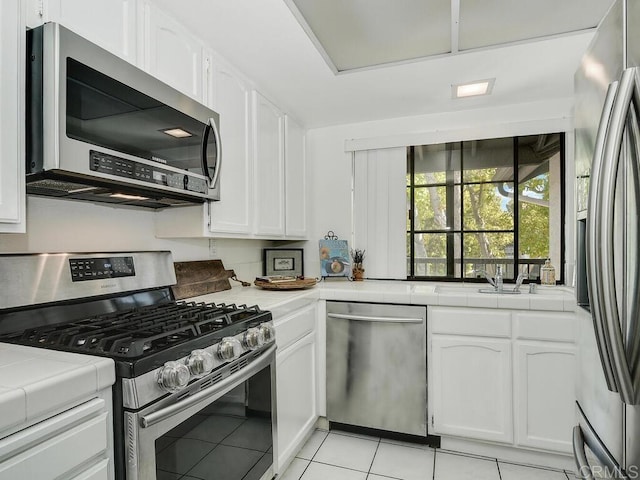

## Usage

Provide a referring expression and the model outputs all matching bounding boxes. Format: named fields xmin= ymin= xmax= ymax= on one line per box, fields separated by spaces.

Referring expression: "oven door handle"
xmin=140 ymin=344 xmax=276 ymax=429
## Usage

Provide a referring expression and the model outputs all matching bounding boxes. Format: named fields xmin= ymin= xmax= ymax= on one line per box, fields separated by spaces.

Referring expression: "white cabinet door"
xmin=43 ymin=0 xmax=137 ymax=64
xmin=514 ymin=341 xmax=576 ymax=453
xmin=284 ymin=115 xmax=306 ymax=238
xmin=431 ymin=335 xmax=513 ymax=444
xmin=140 ymin=1 xmax=203 ymax=101
xmin=0 ymin=0 xmax=26 ymax=233
xmin=208 ymin=58 xmax=252 ymax=234
xmin=253 ymin=91 xmax=285 ymax=237
xmin=276 ymin=332 xmax=317 ymax=472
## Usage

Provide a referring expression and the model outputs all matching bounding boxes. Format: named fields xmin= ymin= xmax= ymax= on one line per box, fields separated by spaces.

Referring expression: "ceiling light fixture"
xmin=162 ymin=128 xmax=193 ymax=138
xmin=452 ymin=78 xmax=495 ymax=99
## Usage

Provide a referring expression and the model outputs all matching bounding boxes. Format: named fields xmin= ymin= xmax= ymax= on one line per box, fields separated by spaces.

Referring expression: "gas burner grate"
xmin=1 ymin=301 xmax=264 ymax=358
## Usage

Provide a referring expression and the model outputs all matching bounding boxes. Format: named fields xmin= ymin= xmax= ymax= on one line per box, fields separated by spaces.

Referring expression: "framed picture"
xmin=263 ymin=249 xmax=304 ymax=277
xmin=319 ymin=239 xmax=351 ymax=277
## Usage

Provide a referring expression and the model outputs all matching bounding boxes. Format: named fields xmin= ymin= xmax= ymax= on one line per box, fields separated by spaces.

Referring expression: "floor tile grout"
xmin=293 ymin=429 xmax=573 ymax=480
xmin=366 ymin=437 xmax=382 ymax=477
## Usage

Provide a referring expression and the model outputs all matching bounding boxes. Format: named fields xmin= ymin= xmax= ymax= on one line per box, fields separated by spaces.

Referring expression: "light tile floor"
xmin=281 ymin=429 xmax=576 ymax=480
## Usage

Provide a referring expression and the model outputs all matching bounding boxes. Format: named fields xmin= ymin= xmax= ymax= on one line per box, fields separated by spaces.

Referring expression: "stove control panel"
xmin=69 ymin=256 xmax=135 ymax=282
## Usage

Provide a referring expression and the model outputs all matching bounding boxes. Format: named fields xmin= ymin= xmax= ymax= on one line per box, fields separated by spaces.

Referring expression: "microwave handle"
xmin=201 ymin=117 xmax=222 ymax=189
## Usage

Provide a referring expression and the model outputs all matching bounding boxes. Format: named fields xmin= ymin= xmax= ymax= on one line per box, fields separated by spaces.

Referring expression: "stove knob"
xmin=157 ymin=361 xmax=190 ymax=393
xmin=217 ymin=337 xmax=242 ymax=361
xmin=186 ymin=349 xmax=215 ymax=377
xmin=243 ymin=327 xmax=264 ymax=350
xmin=258 ymin=323 xmax=275 ymax=344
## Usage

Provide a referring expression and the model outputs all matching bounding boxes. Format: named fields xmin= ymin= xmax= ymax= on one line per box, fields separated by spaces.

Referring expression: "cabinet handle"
xmin=327 ymin=313 xmax=423 ymax=324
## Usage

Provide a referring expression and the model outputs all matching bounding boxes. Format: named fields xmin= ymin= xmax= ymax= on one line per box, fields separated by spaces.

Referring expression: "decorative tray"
xmin=253 ymin=277 xmax=317 ymax=290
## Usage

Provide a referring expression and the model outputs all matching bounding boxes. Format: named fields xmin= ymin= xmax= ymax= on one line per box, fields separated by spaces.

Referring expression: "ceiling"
xmin=153 ymin=0 xmax=614 ymax=129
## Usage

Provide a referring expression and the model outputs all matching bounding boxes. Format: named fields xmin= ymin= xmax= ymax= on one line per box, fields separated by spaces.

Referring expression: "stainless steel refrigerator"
xmin=574 ymin=0 xmax=640 ymax=478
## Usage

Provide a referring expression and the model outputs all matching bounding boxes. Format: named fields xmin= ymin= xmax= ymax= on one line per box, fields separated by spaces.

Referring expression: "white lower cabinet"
xmin=428 ymin=306 xmax=576 ymax=455
xmin=274 ymin=303 xmax=318 ymax=472
xmin=0 ymin=397 xmax=112 ymax=480
xmin=512 ymin=309 xmax=576 ymax=454
xmin=431 ymin=336 xmax=513 ymax=443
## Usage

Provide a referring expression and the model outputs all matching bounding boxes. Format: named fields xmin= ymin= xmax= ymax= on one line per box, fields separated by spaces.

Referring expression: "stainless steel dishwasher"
xmin=326 ymin=301 xmax=427 ymax=437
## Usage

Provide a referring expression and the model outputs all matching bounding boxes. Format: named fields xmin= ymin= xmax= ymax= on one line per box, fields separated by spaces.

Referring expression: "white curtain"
xmin=353 ymin=147 xmax=407 ymax=279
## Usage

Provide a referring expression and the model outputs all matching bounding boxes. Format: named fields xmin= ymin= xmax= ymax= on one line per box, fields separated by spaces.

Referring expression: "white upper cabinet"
xmin=29 ymin=0 xmax=138 ymax=64
xmin=140 ymin=0 xmax=203 ymax=101
xmin=253 ymin=91 xmax=285 ymax=237
xmin=207 ymin=56 xmax=253 ymax=235
xmin=0 ymin=0 xmax=26 ymax=232
xmin=284 ymin=115 xmax=307 ymax=238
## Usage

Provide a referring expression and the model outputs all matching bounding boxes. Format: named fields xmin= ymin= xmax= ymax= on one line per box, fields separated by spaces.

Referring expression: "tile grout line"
xmin=496 ymin=458 xmax=502 ymax=480
xmin=432 ymin=448 xmax=437 ymax=480
xmin=296 ymin=430 xmax=329 ymax=480
xmin=366 ymin=437 xmax=382 ymax=479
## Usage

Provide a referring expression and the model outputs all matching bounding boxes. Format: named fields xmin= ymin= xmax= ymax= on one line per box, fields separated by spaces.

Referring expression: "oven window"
xmin=154 ymin=365 xmax=273 ymax=480
xmin=66 ymin=58 xmax=214 ymax=175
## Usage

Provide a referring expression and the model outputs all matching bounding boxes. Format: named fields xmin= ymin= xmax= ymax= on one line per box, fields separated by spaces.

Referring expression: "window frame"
xmin=406 ymin=134 xmax=566 ymax=284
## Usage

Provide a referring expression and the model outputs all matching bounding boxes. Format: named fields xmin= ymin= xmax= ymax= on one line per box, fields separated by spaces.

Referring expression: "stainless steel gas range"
xmin=0 ymin=251 xmax=276 ymax=480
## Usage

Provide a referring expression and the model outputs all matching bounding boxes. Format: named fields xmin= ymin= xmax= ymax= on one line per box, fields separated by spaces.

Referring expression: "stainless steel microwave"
xmin=26 ymin=23 xmax=221 ymax=209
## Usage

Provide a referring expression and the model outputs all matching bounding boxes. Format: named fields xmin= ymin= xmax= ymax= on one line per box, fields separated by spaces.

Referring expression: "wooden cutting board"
xmin=171 ymin=260 xmax=236 ymax=300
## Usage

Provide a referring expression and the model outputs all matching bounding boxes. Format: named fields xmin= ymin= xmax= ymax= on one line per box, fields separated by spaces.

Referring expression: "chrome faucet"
xmin=513 ymin=272 xmax=528 ymax=292
xmin=474 ymin=268 xmax=503 ymax=292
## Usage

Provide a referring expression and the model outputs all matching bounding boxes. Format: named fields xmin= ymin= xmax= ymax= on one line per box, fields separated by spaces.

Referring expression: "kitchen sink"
xmin=433 ymin=285 xmax=478 ymax=295
xmin=434 ymin=285 xmax=567 ymax=295
xmin=435 ymin=285 xmax=522 ymax=295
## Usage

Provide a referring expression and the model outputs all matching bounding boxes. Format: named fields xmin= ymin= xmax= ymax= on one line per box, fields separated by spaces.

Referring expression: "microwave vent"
xmin=26 ymin=179 xmax=101 ymax=196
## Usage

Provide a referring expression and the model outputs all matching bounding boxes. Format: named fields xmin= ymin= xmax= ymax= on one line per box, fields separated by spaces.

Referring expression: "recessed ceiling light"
xmin=162 ymin=128 xmax=193 ymax=138
xmin=452 ymin=79 xmax=495 ymax=99
xmin=110 ymin=193 xmax=149 ymax=201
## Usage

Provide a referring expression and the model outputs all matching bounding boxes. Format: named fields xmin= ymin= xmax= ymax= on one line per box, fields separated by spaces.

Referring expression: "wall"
xmin=0 ymin=197 xmax=269 ymax=280
xmin=305 ymin=98 xmax=576 ymax=281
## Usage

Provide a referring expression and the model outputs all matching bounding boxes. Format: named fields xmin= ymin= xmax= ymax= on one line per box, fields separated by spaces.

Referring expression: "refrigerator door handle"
xmin=586 ymin=79 xmax=621 ymax=392
xmin=598 ymin=67 xmax=640 ymax=405
xmin=572 ymin=426 xmax=594 ymax=480
xmin=575 ymin=403 xmax=629 ymax=479
xmin=629 ymin=69 xmax=640 ymax=404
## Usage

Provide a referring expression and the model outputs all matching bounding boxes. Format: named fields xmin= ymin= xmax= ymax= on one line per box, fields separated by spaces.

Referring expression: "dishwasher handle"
xmin=327 ymin=313 xmax=424 ymax=324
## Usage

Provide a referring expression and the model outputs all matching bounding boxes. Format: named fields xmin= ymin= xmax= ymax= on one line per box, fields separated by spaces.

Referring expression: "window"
xmin=406 ymin=133 xmax=565 ymax=283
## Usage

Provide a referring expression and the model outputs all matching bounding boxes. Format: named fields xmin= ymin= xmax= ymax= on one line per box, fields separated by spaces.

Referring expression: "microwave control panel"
xmin=89 ymin=150 xmax=208 ymax=194
xmin=69 ymin=256 xmax=135 ymax=282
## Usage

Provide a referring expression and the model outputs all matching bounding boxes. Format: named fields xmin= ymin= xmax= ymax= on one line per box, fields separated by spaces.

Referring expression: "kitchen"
xmin=0 ymin=0 xmax=633 ymax=479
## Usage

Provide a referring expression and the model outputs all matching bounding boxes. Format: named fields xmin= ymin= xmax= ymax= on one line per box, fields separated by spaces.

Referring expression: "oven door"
xmin=125 ymin=345 xmax=276 ymax=480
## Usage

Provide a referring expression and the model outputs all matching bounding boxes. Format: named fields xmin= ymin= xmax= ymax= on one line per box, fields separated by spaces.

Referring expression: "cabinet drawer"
xmin=0 ymin=412 xmax=108 ymax=479
xmin=70 ymin=459 xmax=109 ymax=480
xmin=430 ymin=306 xmax=511 ymax=338
xmin=275 ymin=304 xmax=316 ymax=350
xmin=514 ymin=311 xmax=576 ymax=342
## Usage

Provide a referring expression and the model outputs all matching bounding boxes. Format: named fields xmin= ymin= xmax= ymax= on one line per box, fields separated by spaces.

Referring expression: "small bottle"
xmin=541 ymin=259 xmax=556 ymax=285
xmin=495 ymin=265 xmax=503 ymax=293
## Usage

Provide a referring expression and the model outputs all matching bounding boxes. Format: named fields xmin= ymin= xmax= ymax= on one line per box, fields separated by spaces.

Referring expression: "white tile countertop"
xmin=0 ymin=344 xmax=115 ymax=438
xmin=184 ymin=280 xmax=576 ymax=314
